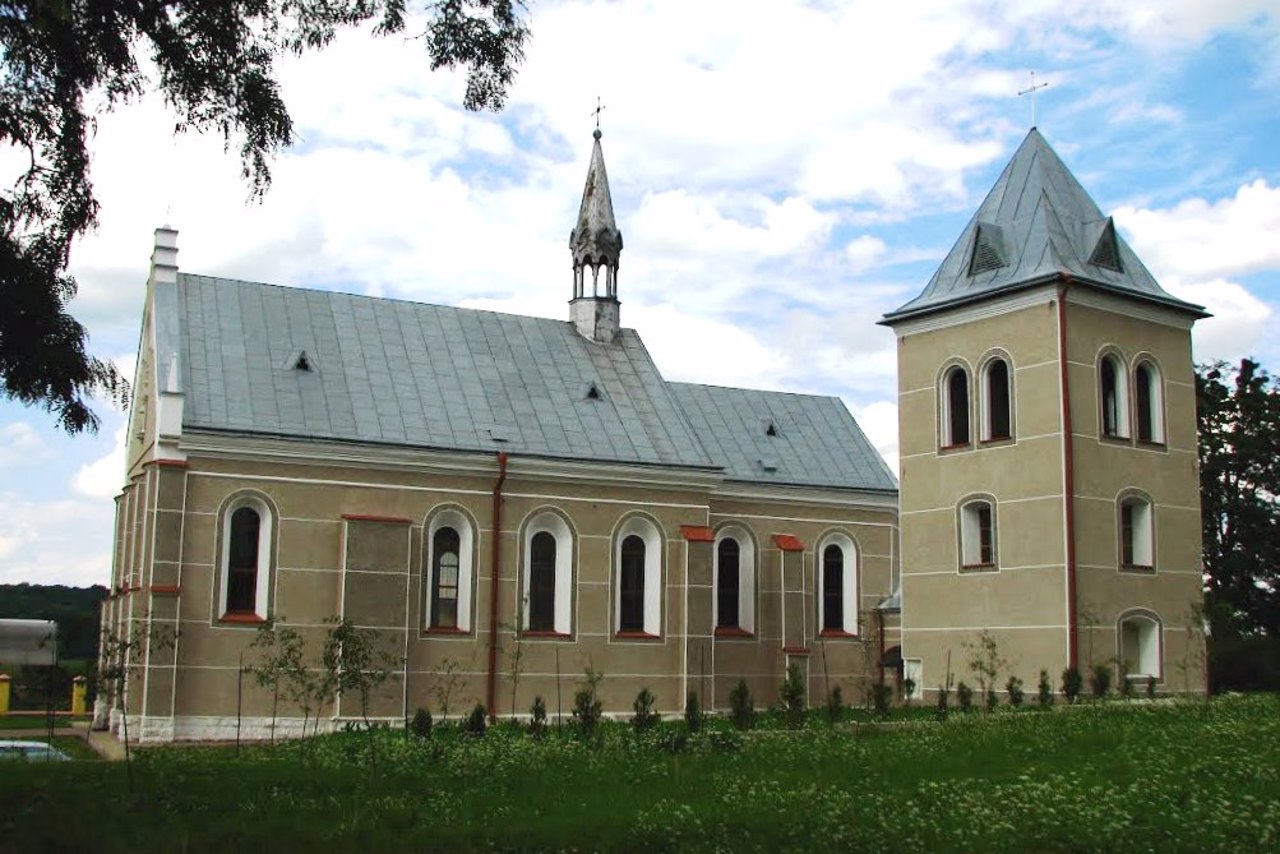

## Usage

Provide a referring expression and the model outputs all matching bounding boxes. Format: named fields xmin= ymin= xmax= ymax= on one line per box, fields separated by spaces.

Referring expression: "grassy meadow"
xmin=2 ymin=695 xmax=1277 ymax=853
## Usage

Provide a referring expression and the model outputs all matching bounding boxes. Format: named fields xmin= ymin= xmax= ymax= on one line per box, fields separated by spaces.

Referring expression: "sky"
xmin=1 ymin=0 xmax=1278 ymax=588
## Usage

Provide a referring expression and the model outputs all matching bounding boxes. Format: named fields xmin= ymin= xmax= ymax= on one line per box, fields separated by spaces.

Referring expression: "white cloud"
xmin=0 ymin=422 xmax=51 ymax=468
xmin=845 ymin=236 xmax=888 ymax=274
xmin=0 ymin=493 xmax=114 ymax=587
xmin=73 ymin=423 xmax=128 ymax=499
xmin=853 ymin=401 xmax=901 ymax=475
xmin=1164 ymin=277 xmax=1273 ymax=363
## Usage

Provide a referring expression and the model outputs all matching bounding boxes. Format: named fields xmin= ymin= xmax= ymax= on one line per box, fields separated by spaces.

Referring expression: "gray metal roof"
xmin=666 ymin=382 xmax=898 ymax=492
xmin=883 ymin=129 xmax=1207 ymax=323
xmin=175 ymin=274 xmax=715 ymax=468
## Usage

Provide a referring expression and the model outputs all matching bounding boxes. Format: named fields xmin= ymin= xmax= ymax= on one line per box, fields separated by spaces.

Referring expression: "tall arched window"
xmin=523 ymin=511 xmax=574 ymax=635
xmin=1134 ymin=360 xmax=1165 ymax=444
xmin=219 ymin=494 xmax=274 ymax=620
xmin=959 ymin=498 xmax=996 ymax=571
xmin=982 ymin=357 xmax=1012 ymax=441
xmin=619 ymin=535 xmax=645 ymax=632
xmin=942 ymin=365 xmax=971 ymax=447
xmin=1118 ymin=610 xmax=1162 ymax=679
xmin=714 ymin=525 xmax=757 ymax=634
xmin=1119 ymin=494 xmax=1154 ymax=570
xmin=1099 ymin=353 xmax=1130 ymax=439
xmin=529 ymin=532 xmax=557 ymax=631
xmin=425 ymin=507 xmax=476 ymax=633
xmin=817 ymin=532 xmax=858 ymax=635
xmin=430 ymin=527 xmax=461 ymax=630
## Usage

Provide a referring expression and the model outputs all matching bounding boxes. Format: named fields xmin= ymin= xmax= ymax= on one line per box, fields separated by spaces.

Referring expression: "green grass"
xmin=2 ymin=696 xmax=1277 ymax=852
xmin=0 ymin=714 xmax=72 ymax=730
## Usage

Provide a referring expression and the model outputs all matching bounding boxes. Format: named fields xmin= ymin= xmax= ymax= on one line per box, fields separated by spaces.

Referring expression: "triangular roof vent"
xmin=293 ymin=351 xmax=313 ymax=371
xmin=581 ymin=381 xmax=606 ymax=402
xmin=762 ymin=419 xmax=780 ymax=438
xmin=968 ymin=222 xmax=1006 ymax=276
xmin=1088 ymin=218 xmax=1123 ymax=272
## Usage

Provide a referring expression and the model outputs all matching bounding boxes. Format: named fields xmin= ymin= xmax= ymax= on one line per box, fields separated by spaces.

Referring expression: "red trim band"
xmin=681 ymin=525 xmax=715 ymax=542
xmin=341 ymin=513 xmax=412 ymax=524
xmin=773 ymin=534 xmax=804 ymax=552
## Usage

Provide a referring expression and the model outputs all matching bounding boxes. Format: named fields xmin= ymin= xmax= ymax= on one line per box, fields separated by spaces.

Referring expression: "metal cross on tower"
xmin=591 ymin=97 xmax=607 ymax=130
xmin=1018 ymin=71 xmax=1049 ymax=128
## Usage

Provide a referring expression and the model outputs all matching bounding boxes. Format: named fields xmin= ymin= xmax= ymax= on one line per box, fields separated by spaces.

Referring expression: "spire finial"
xmin=1018 ymin=71 xmax=1049 ymax=128
xmin=591 ymin=97 xmax=606 ymax=135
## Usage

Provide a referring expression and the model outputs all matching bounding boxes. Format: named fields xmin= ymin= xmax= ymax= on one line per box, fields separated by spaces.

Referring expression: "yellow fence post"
xmin=0 ymin=674 xmax=10 ymax=716
xmin=72 ymin=676 xmax=87 ymax=717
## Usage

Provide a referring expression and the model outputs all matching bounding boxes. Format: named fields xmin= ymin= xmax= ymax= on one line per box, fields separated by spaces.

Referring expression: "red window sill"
xmin=614 ymin=631 xmax=661 ymax=640
xmin=715 ymin=626 xmax=753 ymax=638
xmin=424 ymin=626 xmax=470 ymax=636
xmin=782 ymin=645 xmax=811 ymax=655
xmin=219 ymin=612 xmax=265 ymax=624
xmin=818 ymin=629 xmax=857 ymax=639
xmin=522 ymin=630 xmax=571 ymax=639
xmin=960 ymin=563 xmax=997 ymax=572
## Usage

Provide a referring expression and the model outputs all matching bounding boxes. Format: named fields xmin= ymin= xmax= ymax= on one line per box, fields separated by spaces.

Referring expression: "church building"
xmin=97 ymin=127 xmax=1207 ymax=741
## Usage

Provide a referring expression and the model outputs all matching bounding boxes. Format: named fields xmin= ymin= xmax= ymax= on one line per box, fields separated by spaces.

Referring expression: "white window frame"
xmin=1133 ymin=358 xmax=1165 ymax=444
xmin=614 ymin=515 xmax=663 ymax=637
xmin=959 ymin=497 xmax=997 ymax=570
xmin=425 ymin=507 xmax=476 ymax=632
xmin=904 ymin=659 xmax=924 ymax=700
xmin=714 ymin=525 xmax=756 ymax=634
xmin=218 ymin=493 xmax=274 ymax=619
xmin=1118 ymin=611 xmax=1162 ymax=679
xmin=1119 ymin=494 xmax=1154 ymax=570
xmin=522 ymin=511 xmax=574 ymax=635
xmin=816 ymin=532 xmax=858 ymax=635
xmin=1099 ymin=351 xmax=1130 ymax=439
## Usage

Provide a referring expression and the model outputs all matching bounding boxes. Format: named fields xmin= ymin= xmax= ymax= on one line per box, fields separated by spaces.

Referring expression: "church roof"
xmin=667 ymin=383 xmax=898 ymax=492
xmin=883 ymin=128 xmax=1207 ymax=323
xmin=174 ymin=274 xmax=714 ymax=469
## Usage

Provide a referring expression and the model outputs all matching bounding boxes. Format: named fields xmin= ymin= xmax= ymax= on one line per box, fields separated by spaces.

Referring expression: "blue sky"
xmin=2 ymin=0 xmax=1277 ymax=587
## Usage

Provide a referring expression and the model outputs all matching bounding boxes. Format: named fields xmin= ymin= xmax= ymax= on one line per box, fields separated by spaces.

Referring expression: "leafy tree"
xmin=2 ymin=0 xmax=529 ymax=433
xmin=1198 ymin=359 xmax=1280 ymax=640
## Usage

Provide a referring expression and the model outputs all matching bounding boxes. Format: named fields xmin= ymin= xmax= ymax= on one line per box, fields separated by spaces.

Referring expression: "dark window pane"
xmin=227 ymin=507 xmax=260 ymax=613
xmin=978 ymin=504 xmax=994 ymax=565
xmin=987 ymin=360 xmax=1011 ymax=439
xmin=948 ymin=368 xmax=970 ymax=444
xmin=1101 ymin=358 xmax=1119 ymax=437
xmin=717 ymin=539 xmax=740 ymax=629
xmin=431 ymin=527 xmax=461 ymax=629
xmin=1136 ymin=364 xmax=1153 ymax=442
xmin=620 ymin=535 xmax=645 ymax=632
xmin=529 ymin=531 xmax=557 ymax=631
xmin=1121 ymin=502 xmax=1134 ymax=566
xmin=823 ymin=544 xmax=844 ymax=631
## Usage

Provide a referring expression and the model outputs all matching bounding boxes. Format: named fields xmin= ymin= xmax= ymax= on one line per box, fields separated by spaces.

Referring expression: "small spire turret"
xmin=569 ymin=129 xmax=623 ymax=343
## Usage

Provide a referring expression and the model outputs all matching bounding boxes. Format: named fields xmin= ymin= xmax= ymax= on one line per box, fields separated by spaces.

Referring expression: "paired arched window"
xmin=425 ymin=508 xmax=475 ymax=632
xmin=817 ymin=532 xmax=858 ymax=635
xmin=523 ymin=512 xmax=574 ymax=635
xmin=959 ymin=497 xmax=996 ymax=571
xmin=1118 ymin=610 xmax=1162 ymax=679
xmin=941 ymin=365 xmax=971 ymax=447
xmin=1099 ymin=352 xmax=1131 ymax=439
xmin=615 ymin=516 xmax=663 ymax=637
xmin=981 ymin=356 xmax=1012 ymax=441
xmin=219 ymin=494 xmax=274 ymax=619
xmin=1134 ymin=360 xmax=1165 ymax=444
xmin=1119 ymin=493 xmax=1154 ymax=570
xmin=714 ymin=525 xmax=756 ymax=634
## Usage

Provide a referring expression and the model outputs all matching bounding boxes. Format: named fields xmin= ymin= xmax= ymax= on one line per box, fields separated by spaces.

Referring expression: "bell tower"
xmin=569 ymin=129 xmax=623 ymax=343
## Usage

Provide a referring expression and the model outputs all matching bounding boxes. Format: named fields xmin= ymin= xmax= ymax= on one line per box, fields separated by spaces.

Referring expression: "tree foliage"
xmin=1197 ymin=359 xmax=1280 ymax=640
xmin=1 ymin=0 xmax=529 ymax=433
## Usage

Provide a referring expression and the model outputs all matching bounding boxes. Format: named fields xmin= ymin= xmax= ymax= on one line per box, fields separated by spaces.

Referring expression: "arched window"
xmin=959 ymin=498 xmax=996 ymax=571
xmin=219 ymin=494 xmax=274 ymax=619
xmin=1118 ymin=611 xmax=1162 ymax=679
xmin=1119 ymin=494 xmax=1154 ymax=570
xmin=941 ymin=365 xmax=971 ymax=447
xmin=425 ymin=508 xmax=476 ymax=632
xmin=817 ymin=532 xmax=858 ymax=635
xmin=714 ymin=526 xmax=756 ymax=634
xmin=1134 ymin=360 xmax=1165 ymax=444
xmin=523 ymin=512 xmax=574 ymax=635
xmin=615 ymin=516 xmax=663 ymax=637
xmin=982 ymin=357 xmax=1012 ymax=441
xmin=1099 ymin=353 xmax=1130 ymax=439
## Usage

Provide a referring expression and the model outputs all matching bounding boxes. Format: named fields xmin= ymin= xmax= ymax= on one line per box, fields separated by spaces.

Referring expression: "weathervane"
xmin=591 ymin=97 xmax=606 ymax=132
xmin=1018 ymin=71 xmax=1049 ymax=128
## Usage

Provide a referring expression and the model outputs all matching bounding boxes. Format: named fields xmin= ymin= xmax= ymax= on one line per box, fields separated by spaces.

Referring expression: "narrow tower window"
xmin=1100 ymin=354 xmax=1130 ymax=439
xmin=717 ymin=538 xmax=740 ymax=629
xmin=822 ymin=544 xmax=844 ymax=632
xmin=227 ymin=507 xmax=260 ymax=613
xmin=983 ymin=358 xmax=1012 ymax=440
xmin=619 ymin=535 xmax=645 ymax=632
xmin=943 ymin=366 xmax=971 ymax=447
xmin=528 ymin=531 xmax=557 ymax=631
xmin=960 ymin=499 xmax=996 ymax=570
xmin=1134 ymin=361 xmax=1164 ymax=444
xmin=430 ymin=527 xmax=461 ymax=629
xmin=1119 ymin=496 xmax=1154 ymax=570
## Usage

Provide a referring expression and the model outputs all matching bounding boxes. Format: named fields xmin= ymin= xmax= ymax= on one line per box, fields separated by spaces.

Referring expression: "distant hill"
xmin=0 ymin=584 xmax=108 ymax=660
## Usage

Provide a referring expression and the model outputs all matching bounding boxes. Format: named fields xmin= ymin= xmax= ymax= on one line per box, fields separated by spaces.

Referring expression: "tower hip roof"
xmin=882 ymin=128 xmax=1208 ymax=324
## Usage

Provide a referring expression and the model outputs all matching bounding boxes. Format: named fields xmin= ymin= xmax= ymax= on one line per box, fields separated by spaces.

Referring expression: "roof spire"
xmin=569 ymin=125 xmax=624 ymax=343
xmin=1017 ymin=71 xmax=1049 ymax=128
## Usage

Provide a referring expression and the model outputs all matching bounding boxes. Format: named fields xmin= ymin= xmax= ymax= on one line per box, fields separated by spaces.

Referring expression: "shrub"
xmin=684 ymin=690 xmax=703 ymax=734
xmin=1037 ymin=669 xmax=1054 ymax=708
xmin=829 ymin=684 xmax=848 ymax=722
xmin=869 ymin=683 xmax=891 ymax=720
xmin=1006 ymin=675 xmax=1024 ymax=707
xmin=631 ymin=688 xmax=659 ymax=733
xmin=985 ymin=687 xmax=998 ymax=712
xmin=728 ymin=679 xmax=754 ymax=731
xmin=780 ymin=664 xmax=806 ymax=728
xmin=572 ymin=687 xmax=602 ymax=739
xmin=1090 ymin=664 xmax=1112 ymax=699
xmin=1061 ymin=666 xmax=1083 ymax=704
xmin=529 ymin=696 xmax=548 ymax=739
xmin=410 ymin=707 xmax=433 ymax=739
xmin=464 ymin=703 xmax=487 ymax=737
xmin=956 ymin=681 xmax=973 ymax=711
xmin=935 ymin=683 xmax=951 ymax=720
